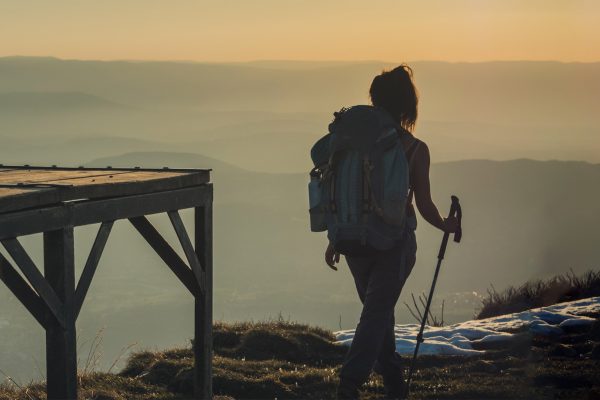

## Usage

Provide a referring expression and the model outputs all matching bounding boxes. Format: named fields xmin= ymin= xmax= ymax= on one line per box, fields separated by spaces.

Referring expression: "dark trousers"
xmin=339 ymin=220 xmax=417 ymax=388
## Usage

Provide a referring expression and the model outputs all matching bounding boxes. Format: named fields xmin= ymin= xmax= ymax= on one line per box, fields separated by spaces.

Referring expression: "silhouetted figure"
xmin=311 ymin=65 xmax=458 ymax=399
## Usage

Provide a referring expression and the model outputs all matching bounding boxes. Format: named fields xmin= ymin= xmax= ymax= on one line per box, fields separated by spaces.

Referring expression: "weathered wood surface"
xmin=0 ymin=165 xmax=214 ymax=399
xmin=0 ymin=185 xmax=211 ymax=239
xmin=130 ymin=216 xmax=202 ymax=297
xmin=168 ymin=210 xmax=206 ymax=295
xmin=1 ymin=238 xmax=66 ymax=328
xmin=74 ymin=221 xmax=114 ymax=318
xmin=0 ymin=166 xmax=210 ymax=213
xmin=44 ymin=228 xmax=78 ymax=400
xmin=194 ymin=199 xmax=213 ymax=399
xmin=0 ymin=252 xmax=49 ymax=328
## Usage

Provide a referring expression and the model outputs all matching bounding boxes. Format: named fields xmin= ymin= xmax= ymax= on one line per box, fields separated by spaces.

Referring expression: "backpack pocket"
xmin=381 ymin=192 xmax=407 ymax=226
xmin=380 ymin=145 xmax=410 ymax=227
xmin=308 ymin=168 xmax=327 ymax=232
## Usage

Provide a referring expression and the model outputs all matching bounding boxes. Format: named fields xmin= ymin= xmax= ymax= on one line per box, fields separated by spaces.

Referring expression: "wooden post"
xmin=44 ymin=227 xmax=78 ymax=400
xmin=194 ymin=196 xmax=213 ymax=399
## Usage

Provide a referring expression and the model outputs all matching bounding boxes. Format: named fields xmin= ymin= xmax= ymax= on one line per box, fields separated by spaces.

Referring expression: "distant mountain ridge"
xmin=1 ymin=56 xmax=599 ymax=124
xmin=0 ymin=91 xmax=126 ymax=113
xmin=2 ymin=56 xmax=599 ymax=167
xmin=87 ymin=151 xmax=600 ymax=297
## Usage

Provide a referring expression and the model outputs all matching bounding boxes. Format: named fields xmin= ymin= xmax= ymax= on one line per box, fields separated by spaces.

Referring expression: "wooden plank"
xmin=0 ymin=170 xmax=210 ymax=214
xmin=129 ymin=216 xmax=201 ymax=297
xmin=44 ymin=228 xmax=78 ymax=400
xmin=194 ymin=185 xmax=213 ymax=399
xmin=0 ymin=187 xmax=41 ymax=196
xmin=0 ymin=252 xmax=48 ymax=328
xmin=1 ymin=238 xmax=65 ymax=328
xmin=0 ymin=185 xmax=211 ymax=239
xmin=0 ymin=169 xmax=130 ymax=184
xmin=0 ymin=186 xmax=61 ymax=215
xmin=43 ymin=170 xmax=190 ymax=185
xmin=0 ymin=164 xmax=211 ymax=173
xmin=0 ymin=169 xmax=190 ymax=185
xmin=74 ymin=221 xmax=114 ymax=318
xmin=168 ymin=210 xmax=206 ymax=295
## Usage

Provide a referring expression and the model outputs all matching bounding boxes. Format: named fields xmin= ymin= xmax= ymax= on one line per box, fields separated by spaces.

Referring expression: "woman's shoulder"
xmin=398 ymin=128 xmax=428 ymax=153
xmin=412 ymin=136 xmax=429 ymax=153
xmin=412 ymin=137 xmax=430 ymax=160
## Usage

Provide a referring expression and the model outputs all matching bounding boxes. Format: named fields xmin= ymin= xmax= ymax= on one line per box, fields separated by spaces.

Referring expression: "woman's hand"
xmin=325 ymin=243 xmax=340 ymax=271
xmin=442 ymin=216 xmax=459 ymax=233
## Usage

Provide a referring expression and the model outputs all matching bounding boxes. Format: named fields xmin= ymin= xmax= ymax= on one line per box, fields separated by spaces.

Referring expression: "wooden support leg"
xmin=44 ymin=227 xmax=78 ymax=400
xmin=195 ymin=202 xmax=213 ymax=399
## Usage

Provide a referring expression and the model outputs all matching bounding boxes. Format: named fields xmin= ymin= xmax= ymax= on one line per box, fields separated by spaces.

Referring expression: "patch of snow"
xmin=334 ymin=296 xmax=600 ymax=357
xmin=528 ymin=319 xmax=564 ymax=336
xmin=559 ymin=317 xmax=595 ymax=328
xmin=472 ymin=333 xmax=514 ymax=344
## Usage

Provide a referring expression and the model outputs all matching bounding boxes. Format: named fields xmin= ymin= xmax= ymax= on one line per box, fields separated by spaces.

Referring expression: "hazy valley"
xmin=0 ymin=57 xmax=599 ymax=382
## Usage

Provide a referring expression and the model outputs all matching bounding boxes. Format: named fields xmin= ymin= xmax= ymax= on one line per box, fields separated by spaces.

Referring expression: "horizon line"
xmin=1 ymin=55 xmax=599 ymax=65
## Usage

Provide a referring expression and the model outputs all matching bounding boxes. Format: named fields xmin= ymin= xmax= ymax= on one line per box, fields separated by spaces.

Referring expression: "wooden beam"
xmin=194 ymin=189 xmax=213 ymax=399
xmin=1 ymin=238 xmax=65 ymax=328
xmin=44 ymin=227 xmax=77 ymax=400
xmin=168 ymin=210 xmax=206 ymax=295
xmin=74 ymin=221 xmax=114 ymax=318
xmin=0 ymin=184 xmax=212 ymax=240
xmin=129 ymin=216 xmax=201 ymax=297
xmin=0 ymin=169 xmax=210 ymax=214
xmin=0 ymin=252 xmax=48 ymax=328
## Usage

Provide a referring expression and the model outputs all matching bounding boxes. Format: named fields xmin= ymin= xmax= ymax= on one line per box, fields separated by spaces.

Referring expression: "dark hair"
xmin=369 ymin=64 xmax=418 ymax=132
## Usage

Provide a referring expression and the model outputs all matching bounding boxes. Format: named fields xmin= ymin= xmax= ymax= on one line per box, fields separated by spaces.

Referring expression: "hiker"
xmin=309 ymin=65 xmax=458 ymax=399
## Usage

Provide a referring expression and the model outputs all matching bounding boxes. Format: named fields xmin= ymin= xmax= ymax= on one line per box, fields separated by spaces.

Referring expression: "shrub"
xmin=477 ymin=269 xmax=600 ymax=319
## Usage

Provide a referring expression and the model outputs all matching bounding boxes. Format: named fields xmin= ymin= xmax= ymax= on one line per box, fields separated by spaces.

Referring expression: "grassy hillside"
xmin=2 ymin=317 xmax=600 ymax=399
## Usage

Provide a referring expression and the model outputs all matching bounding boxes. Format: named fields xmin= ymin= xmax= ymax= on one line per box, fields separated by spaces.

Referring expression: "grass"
xmin=2 ymin=317 xmax=600 ymax=399
xmin=477 ymin=269 xmax=600 ymax=320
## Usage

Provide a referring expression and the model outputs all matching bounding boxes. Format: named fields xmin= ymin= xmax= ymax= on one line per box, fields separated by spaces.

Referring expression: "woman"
xmin=326 ymin=65 xmax=458 ymax=399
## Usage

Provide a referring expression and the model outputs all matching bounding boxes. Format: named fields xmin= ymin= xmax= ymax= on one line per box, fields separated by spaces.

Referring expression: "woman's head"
xmin=369 ymin=64 xmax=418 ymax=132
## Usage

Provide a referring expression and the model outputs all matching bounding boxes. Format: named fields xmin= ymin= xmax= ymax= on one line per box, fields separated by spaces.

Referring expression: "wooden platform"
xmin=0 ymin=165 xmax=210 ymax=214
xmin=0 ymin=165 xmax=213 ymax=399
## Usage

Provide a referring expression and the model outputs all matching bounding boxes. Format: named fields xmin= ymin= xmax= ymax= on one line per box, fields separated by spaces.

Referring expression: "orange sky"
xmin=1 ymin=0 xmax=598 ymax=62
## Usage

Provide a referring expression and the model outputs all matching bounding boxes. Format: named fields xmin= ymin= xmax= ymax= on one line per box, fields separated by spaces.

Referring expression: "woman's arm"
xmin=412 ymin=142 xmax=458 ymax=232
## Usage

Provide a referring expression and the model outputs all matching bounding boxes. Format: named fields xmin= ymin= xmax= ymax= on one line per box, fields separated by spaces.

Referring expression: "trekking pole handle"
xmin=450 ymin=195 xmax=462 ymax=243
xmin=438 ymin=196 xmax=462 ymax=260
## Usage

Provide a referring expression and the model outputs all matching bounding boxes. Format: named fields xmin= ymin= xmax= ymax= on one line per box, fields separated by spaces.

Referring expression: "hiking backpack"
xmin=308 ymin=105 xmax=412 ymax=256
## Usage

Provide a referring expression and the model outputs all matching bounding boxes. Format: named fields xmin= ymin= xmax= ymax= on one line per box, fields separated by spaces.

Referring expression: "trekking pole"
xmin=404 ymin=195 xmax=462 ymax=399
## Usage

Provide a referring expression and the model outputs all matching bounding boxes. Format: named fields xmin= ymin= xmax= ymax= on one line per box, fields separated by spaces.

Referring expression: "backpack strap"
xmin=405 ymin=138 xmax=421 ymax=208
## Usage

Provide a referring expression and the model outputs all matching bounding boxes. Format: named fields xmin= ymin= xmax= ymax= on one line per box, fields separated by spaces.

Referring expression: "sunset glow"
xmin=1 ymin=0 xmax=598 ymax=62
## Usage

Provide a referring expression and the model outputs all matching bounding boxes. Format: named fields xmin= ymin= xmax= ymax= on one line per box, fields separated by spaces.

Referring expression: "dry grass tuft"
xmin=477 ymin=269 xmax=600 ymax=319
